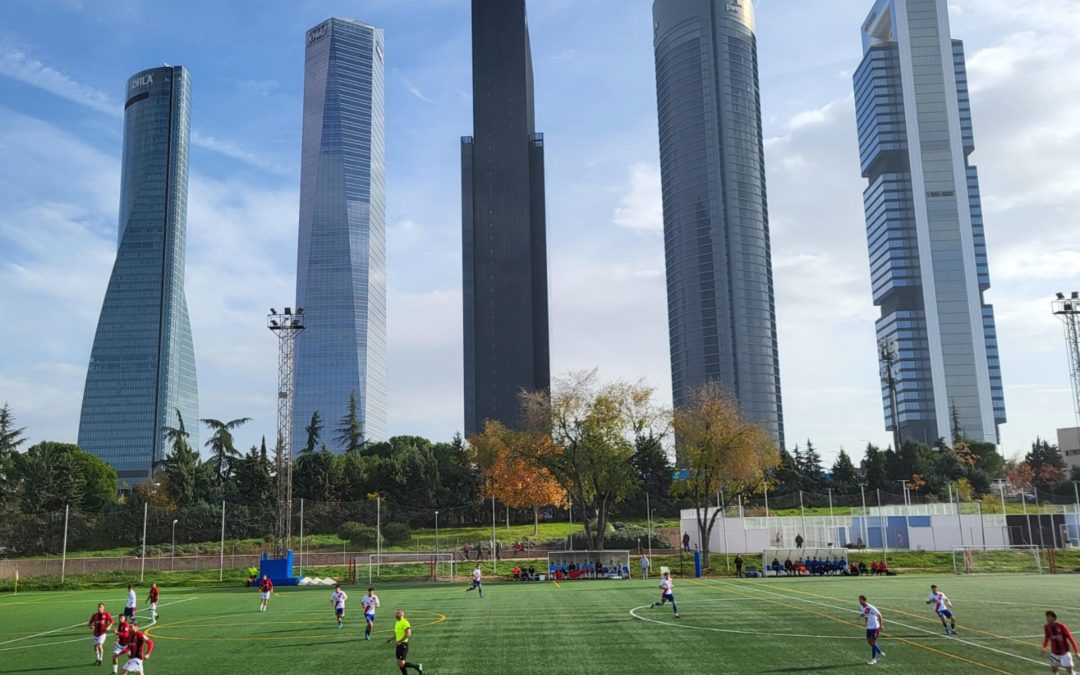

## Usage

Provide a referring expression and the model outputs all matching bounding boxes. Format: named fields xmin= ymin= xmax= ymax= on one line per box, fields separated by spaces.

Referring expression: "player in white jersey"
xmin=859 ymin=595 xmax=885 ymax=664
xmin=362 ymin=587 xmax=380 ymax=640
xmin=926 ymin=584 xmax=957 ymax=635
xmin=466 ymin=566 xmax=483 ymax=597
xmin=330 ymin=585 xmax=348 ymax=629
xmin=124 ymin=586 xmax=138 ymax=624
xmin=650 ymin=571 xmax=680 ymax=618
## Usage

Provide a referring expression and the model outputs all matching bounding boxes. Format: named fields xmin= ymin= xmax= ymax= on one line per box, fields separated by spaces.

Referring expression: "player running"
xmin=258 ymin=575 xmax=273 ymax=612
xmin=1043 ymin=610 xmax=1079 ymax=674
xmin=88 ymin=602 xmax=114 ymax=666
xmin=362 ymin=587 xmax=380 ymax=641
xmin=331 ymin=585 xmax=348 ymax=629
xmin=146 ymin=583 xmax=159 ymax=623
xmin=118 ymin=628 xmax=154 ymax=673
xmin=926 ymin=584 xmax=957 ymax=635
xmin=387 ymin=609 xmax=423 ymax=674
xmin=650 ymin=571 xmax=680 ymax=618
xmin=465 ymin=565 xmax=483 ymax=598
xmin=124 ymin=585 xmax=138 ymax=624
xmin=859 ymin=595 xmax=885 ymax=665
xmin=111 ymin=614 xmax=134 ymax=674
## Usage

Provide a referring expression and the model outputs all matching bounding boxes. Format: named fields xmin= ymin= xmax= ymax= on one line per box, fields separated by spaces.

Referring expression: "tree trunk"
xmin=595 ymin=496 xmax=609 ymax=551
xmin=532 ymin=505 xmax=539 ymax=537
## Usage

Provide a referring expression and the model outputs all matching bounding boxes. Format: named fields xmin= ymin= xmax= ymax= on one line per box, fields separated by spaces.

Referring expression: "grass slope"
xmin=0 ymin=573 xmax=1077 ymax=673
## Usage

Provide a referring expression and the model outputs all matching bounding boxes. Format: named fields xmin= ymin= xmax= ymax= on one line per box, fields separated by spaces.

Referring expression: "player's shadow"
xmin=0 ymin=665 xmax=85 ymax=673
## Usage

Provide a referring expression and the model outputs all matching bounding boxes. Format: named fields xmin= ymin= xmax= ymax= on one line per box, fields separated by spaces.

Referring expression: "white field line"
xmin=707 ymin=579 xmax=1046 ymax=668
xmin=0 ymin=596 xmax=197 ymax=652
xmin=628 ymin=604 xmax=867 ymax=639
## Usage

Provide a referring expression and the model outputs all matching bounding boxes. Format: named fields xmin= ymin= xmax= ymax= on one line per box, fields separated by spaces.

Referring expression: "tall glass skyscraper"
xmin=652 ymin=0 xmax=784 ymax=446
xmin=294 ymin=18 xmax=387 ymax=453
xmin=461 ymin=0 xmax=550 ymax=437
xmin=78 ymin=66 xmax=199 ymax=483
xmin=855 ymin=0 xmax=1005 ymax=444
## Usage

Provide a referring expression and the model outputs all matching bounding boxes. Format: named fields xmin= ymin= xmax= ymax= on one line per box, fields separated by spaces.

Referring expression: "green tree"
xmin=335 ymin=392 xmax=364 ymax=453
xmin=799 ymin=439 xmax=825 ymax=490
xmin=201 ymin=417 xmax=251 ymax=483
xmin=520 ymin=371 xmax=645 ymax=550
xmin=0 ymin=402 xmax=26 ymax=498
xmin=861 ymin=443 xmax=888 ymax=490
xmin=14 ymin=442 xmax=116 ymax=512
xmin=234 ymin=437 xmax=274 ymax=507
xmin=830 ymin=449 xmax=859 ymax=491
xmin=1026 ymin=437 xmax=1066 ymax=494
xmin=162 ymin=411 xmax=200 ymax=506
xmin=303 ymin=411 xmax=322 ymax=455
xmin=293 ymin=445 xmax=340 ymax=501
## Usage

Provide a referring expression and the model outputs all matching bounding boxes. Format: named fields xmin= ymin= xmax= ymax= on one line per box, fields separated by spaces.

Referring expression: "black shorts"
xmin=396 ymin=642 xmax=409 ymax=660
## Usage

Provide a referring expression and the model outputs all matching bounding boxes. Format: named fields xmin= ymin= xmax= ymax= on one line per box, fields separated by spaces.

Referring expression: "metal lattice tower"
xmin=268 ymin=307 xmax=304 ymax=555
xmin=1053 ymin=292 xmax=1080 ymax=426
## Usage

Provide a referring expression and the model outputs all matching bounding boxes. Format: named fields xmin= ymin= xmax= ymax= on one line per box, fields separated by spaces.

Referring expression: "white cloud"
xmin=402 ymin=77 xmax=433 ymax=103
xmin=611 ymin=162 xmax=663 ymax=231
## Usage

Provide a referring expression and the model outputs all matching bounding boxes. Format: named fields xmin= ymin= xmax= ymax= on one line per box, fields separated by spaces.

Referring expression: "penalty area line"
xmin=628 ymin=605 xmax=866 ymax=639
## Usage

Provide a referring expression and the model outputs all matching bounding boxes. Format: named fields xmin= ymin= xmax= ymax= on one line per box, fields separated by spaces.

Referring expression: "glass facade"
xmin=461 ymin=0 xmax=550 ymax=437
xmin=78 ymin=66 xmax=199 ymax=483
xmin=652 ymin=0 xmax=784 ymax=447
xmin=855 ymin=0 xmax=1005 ymax=444
xmin=294 ymin=18 xmax=387 ymax=453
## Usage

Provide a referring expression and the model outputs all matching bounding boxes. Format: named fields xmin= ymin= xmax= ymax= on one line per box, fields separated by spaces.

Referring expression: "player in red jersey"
xmin=111 ymin=614 xmax=134 ymax=674
xmin=1043 ymin=611 xmax=1080 ymax=674
xmin=146 ymin=583 xmax=159 ymax=622
xmin=119 ymin=629 xmax=154 ymax=674
xmin=88 ymin=603 xmax=114 ymax=666
xmin=258 ymin=575 xmax=274 ymax=612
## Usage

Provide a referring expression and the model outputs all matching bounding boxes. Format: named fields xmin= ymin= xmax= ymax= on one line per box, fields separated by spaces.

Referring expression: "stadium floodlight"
xmin=1057 ymin=292 xmax=1065 ymax=300
xmin=270 ymin=308 xmax=277 ymax=314
xmin=284 ymin=307 xmax=292 ymax=315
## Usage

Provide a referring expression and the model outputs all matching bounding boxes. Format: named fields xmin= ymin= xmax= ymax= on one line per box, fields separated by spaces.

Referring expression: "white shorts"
xmin=113 ymin=643 xmax=126 ymax=656
xmin=150 ymin=603 xmax=157 ymax=611
xmin=123 ymin=658 xmax=143 ymax=672
xmin=93 ymin=634 xmax=107 ymax=646
xmin=1051 ymin=652 xmax=1074 ymax=669
xmin=260 ymin=592 xmax=270 ymax=600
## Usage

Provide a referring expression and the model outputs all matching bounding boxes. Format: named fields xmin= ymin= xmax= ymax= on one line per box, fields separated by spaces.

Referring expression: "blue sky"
xmin=1 ymin=0 xmax=1079 ymax=463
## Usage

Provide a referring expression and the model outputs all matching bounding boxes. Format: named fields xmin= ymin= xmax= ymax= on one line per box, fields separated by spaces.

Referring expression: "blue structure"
xmin=78 ymin=66 xmax=198 ymax=484
xmin=260 ymin=550 xmax=299 ymax=587
xmin=854 ymin=0 xmax=1005 ymax=445
xmin=652 ymin=0 xmax=785 ymax=448
xmin=294 ymin=18 xmax=388 ymax=452
xmin=461 ymin=0 xmax=550 ymax=437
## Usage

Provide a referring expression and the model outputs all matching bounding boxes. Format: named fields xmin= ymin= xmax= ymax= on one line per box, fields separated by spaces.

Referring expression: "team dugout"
xmin=546 ymin=550 xmax=631 ymax=581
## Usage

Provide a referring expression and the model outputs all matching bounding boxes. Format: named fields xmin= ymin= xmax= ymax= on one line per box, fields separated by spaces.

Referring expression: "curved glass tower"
xmin=294 ymin=18 xmax=388 ymax=452
xmin=652 ymin=0 xmax=784 ymax=446
xmin=78 ymin=66 xmax=199 ymax=483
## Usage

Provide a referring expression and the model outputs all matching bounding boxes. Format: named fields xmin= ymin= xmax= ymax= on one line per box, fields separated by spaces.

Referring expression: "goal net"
xmin=761 ymin=547 xmax=851 ymax=576
xmin=546 ymin=550 xmax=631 ymax=581
xmin=367 ymin=553 xmax=456 ymax=584
xmin=951 ymin=545 xmax=1043 ymax=575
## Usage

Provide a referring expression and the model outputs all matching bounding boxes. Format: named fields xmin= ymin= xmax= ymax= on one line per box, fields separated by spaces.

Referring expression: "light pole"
xmin=171 ymin=519 xmax=179 ymax=572
xmin=435 ymin=510 xmax=440 ymax=555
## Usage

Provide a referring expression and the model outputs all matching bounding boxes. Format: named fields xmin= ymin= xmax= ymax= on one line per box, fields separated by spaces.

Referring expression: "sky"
xmin=1 ymin=0 xmax=1078 ymax=466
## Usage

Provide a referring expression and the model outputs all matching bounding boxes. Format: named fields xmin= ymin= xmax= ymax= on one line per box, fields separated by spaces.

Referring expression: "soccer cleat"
xmin=674 ymin=614 xmax=681 ymax=619
xmin=417 ymin=664 xmax=423 ymax=673
xmin=364 ymin=634 xmax=371 ymax=640
xmin=867 ymin=659 xmax=877 ymax=665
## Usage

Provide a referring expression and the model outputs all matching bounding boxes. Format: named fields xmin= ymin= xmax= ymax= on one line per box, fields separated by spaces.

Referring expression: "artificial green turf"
xmin=0 ymin=572 xmax=1076 ymax=673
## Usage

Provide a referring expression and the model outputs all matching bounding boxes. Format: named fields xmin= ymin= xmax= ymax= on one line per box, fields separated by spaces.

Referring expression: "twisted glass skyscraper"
xmin=652 ymin=0 xmax=784 ymax=446
xmin=855 ymin=0 xmax=1005 ymax=444
xmin=294 ymin=18 xmax=387 ymax=453
xmin=78 ymin=66 xmax=199 ymax=483
xmin=461 ymin=0 xmax=550 ymax=437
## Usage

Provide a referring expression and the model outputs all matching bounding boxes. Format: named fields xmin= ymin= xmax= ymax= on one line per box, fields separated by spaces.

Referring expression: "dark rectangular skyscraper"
xmin=462 ymin=0 xmax=550 ymax=437
xmin=652 ymin=0 xmax=784 ymax=446
xmin=79 ymin=66 xmax=199 ymax=483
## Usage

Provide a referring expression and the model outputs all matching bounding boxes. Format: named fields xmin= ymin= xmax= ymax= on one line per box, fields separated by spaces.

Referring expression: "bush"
xmin=338 ymin=522 xmax=378 ymax=549
xmin=569 ymin=523 xmax=668 ymax=550
xmin=381 ymin=522 xmax=411 ymax=546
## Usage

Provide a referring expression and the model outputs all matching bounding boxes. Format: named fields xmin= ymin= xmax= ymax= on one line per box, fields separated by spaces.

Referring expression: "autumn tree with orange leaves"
xmin=470 ymin=421 xmax=567 ymax=536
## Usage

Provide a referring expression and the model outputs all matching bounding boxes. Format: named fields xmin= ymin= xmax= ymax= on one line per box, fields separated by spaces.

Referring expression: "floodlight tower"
xmin=1052 ymin=292 xmax=1080 ymax=426
xmin=268 ymin=307 xmax=305 ymax=555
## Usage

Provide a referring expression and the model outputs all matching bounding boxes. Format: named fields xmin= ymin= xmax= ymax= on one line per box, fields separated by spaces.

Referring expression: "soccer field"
xmin=0 ymin=573 xmax=1076 ymax=674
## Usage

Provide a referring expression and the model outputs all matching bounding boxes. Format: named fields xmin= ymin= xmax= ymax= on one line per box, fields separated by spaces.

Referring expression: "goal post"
xmin=367 ymin=553 xmax=456 ymax=584
xmin=545 ymin=550 xmax=631 ymax=580
xmin=951 ymin=545 xmax=1043 ymax=575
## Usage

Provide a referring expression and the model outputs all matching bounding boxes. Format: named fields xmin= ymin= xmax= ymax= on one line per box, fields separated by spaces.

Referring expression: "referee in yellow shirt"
xmin=388 ymin=609 xmax=423 ymax=674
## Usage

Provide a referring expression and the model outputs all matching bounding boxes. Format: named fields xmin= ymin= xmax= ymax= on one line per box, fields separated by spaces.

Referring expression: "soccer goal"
xmin=367 ymin=553 xmax=456 ymax=584
xmin=760 ymin=547 xmax=851 ymax=576
xmin=951 ymin=545 xmax=1043 ymax=575
xmin=546 ymin=551 xmax=631 ymax=580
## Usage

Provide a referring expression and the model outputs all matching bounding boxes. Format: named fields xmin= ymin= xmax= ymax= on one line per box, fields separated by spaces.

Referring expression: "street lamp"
xmin=435 ymin=510 xmax=440 ymax=555
xmin=171 ymin=519 xmax=179 ymax=572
